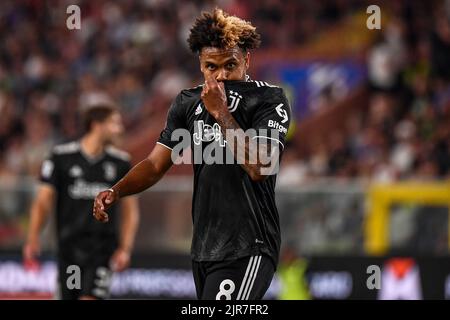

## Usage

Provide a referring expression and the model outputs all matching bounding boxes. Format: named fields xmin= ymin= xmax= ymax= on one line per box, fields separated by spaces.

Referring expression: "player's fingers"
xmin=205 ymin=73 xmax=217 ymax=88
xmin=204 ymin=72 xmax=212 ymax=83
xmin=94 ymin=196 xmax=105 ymax=211
xmin=110 ymin=256 xmax=121 ymax=272
xmin=116 ymin=257 xmax=129 ymax=272
xmin=93 ymin=203 xmax=102 ymax=216
xmin=105 ymin=191 xmax=114 ymax=204
xmin=93 ymin=201 xmax=104 ymax=218
xmin=117 ymin=261 xmax=128 ymax=272
xmin=23 ymin=246 xmax=32 ymax=261
xmin=95 ymin=210 xmax=109 ymax=223
xmin=99 ymin=191 xmax=109 ymax=204
xmin=23 ymin=244 xmax=39 ymax=261
xmin=202 ymin=75 xmax=210 ymax=88
xmin=201 ymin=84 xmax=208 ymax=95
xmin=94 ymin=203 xmax=104 ymax=215
xmin=100 ymin=214 xmax=109 ymax=223
xmin=201 ymin=88 xmax=209 ymax=101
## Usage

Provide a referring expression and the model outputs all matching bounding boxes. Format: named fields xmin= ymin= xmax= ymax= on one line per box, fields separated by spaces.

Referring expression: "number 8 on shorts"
xmin=216 ymin=279 xmax=235 ymax=300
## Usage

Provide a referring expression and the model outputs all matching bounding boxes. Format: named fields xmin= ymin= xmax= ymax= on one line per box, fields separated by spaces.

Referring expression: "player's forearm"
xmin=27 ymin=201 xmax=50 ymax=242
xmin=119 ymin=202 xmax=139 ymax=252
xmin=215 ymin=111 xmax=268 ymax=181
xmin=111 ymin=158 xmax=165 ymax=199
xmin=119 ymin=222 xmax=137 ymax=253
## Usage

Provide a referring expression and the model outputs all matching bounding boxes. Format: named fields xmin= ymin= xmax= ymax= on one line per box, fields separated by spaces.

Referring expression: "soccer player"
xmin=93 ymin=8 xmax=291 ymax=300
xmin=23 ymin=105 xmax=140 ymax=300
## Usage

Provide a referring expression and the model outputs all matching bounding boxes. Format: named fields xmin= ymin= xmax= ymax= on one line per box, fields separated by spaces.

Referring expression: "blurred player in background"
xmin=93 ymin=8 xmax=290 ymax=300
xmin=23 ymin=105 xmax=140 ymax=300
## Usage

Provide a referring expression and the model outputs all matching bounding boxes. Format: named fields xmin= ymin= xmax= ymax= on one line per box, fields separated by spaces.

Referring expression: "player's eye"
xmin=206 ymin=64 xmax=216 ymax=71
xmin=226 ymin=63 xmax=236 ymax=70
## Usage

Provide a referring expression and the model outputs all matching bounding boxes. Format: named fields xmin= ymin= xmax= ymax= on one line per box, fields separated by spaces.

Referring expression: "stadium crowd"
xmin=0 ymin=0 xmax=360 ymax=179
xmin=0 ymin=0 xmax=449 ymax=185
xmin=278 ymin=0 xmax=450 ymax=185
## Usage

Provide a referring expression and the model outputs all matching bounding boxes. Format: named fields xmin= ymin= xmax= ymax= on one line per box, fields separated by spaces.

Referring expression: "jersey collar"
xmin=79 ymin=140 xmax=106 ymax=165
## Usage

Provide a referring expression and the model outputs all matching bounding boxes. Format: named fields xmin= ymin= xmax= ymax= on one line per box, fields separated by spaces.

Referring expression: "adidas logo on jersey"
xmin=195 ymin=104 xmax=203 ymax=115
xmin=69 ymin=165 xmax=83 ymax=178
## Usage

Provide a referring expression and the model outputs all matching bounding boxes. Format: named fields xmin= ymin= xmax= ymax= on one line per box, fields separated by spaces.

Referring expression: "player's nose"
xmin=216 ymin=70 xmax=228 ymax=81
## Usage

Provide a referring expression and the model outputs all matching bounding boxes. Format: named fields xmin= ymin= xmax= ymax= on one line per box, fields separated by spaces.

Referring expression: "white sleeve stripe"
xmin=252 ymin=135 xmax=285 ymax=149
xmin=156 ymin=142 xmax=173 ymax=151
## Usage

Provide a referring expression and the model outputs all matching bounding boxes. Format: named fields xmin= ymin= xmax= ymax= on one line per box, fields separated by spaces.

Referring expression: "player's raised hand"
xmin=93 ymin=189 xmax=117 ymax=223
xmin=201 ymin=73 xmax=228 ymax=119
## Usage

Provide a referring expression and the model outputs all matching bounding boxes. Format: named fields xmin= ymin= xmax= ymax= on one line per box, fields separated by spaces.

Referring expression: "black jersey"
xmin=158 ymin=79 xmax=291 ymax=268
xmin=39 ymin=141 xmax=131 ymax=260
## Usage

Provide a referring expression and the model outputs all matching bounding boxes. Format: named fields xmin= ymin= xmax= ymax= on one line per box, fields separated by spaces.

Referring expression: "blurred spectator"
xmin=0 ymin=0 xmax=364 ymax=179
xmin=0 ymin=0 xmax=449 ymax=185
xmin=278 ymin=148 xmax=309 ymax=186
xmin=367 ymin=18 xmax=407 ymax=92
xmin=430 ymin=12 xmax=450 ymax=81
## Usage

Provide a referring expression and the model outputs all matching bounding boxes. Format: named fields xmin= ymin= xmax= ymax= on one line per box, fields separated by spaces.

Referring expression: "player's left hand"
xmin=110 ymin=248 xmax=130 ymax=272
xmin=201 ymin=73 xmax=229 ymax=119
xmin=93 ymin=189 xmax=118 ymax=223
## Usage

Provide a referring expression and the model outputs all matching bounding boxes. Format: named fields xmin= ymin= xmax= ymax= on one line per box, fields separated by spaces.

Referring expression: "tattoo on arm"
xmin=215 ymin=112 xmax=271 ymax=180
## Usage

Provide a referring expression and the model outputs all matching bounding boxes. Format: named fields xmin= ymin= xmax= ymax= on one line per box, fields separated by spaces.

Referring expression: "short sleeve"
xmin=157 ymin=93 xmax=186 ymax=150
xmin=251 ymin=88 xmax=291 ymax=150
xmin=39 ymin=151 xmax=60 ymax=188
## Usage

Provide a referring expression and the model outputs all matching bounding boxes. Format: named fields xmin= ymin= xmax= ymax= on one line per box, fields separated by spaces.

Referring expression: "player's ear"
xmin=198 ymin=52 xmax=205 ymax=73
xmin=199 ymin=62 xmax=206 ymax=74
xmin=244 ymin=51 xmax=250 ymax=69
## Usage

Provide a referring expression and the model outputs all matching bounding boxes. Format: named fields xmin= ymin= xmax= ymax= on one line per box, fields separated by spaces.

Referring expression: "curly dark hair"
xmin=187 ymin=8 xmax=261 ymax=54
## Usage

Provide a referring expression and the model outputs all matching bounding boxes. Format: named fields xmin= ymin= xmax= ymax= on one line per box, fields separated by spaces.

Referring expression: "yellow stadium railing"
xmin=364 ymin=182 xmax=450 ymax=255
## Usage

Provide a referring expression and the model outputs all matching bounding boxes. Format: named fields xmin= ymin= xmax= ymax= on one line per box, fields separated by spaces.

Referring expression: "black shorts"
xmin=192 ymin=254 xmax=275 ymax=300
xmin=56 ymin=251 xmax=114 ymax=300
